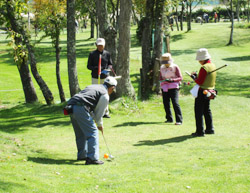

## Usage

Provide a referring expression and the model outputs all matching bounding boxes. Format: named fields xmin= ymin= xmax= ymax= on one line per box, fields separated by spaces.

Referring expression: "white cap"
xmin=104 ymin=76 xmax=117 ymax=87
xmin=96 ymin=38 xmax=105 ymax=46
xmin=196 ymin=48 xmax=211 ymax=61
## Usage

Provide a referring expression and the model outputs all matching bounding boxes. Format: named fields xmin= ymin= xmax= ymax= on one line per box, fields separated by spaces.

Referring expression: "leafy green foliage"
xmin=33 ymin=0 xmax=67 ymax=45
xmin=9 ymin=31 xmax=28 ymax=68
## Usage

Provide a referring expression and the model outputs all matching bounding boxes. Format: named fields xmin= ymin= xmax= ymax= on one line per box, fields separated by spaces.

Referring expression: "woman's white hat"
xmin=161 ymin=53 xmax=172 ymax=59
xmin=161 ymin=53 xmax=174 ymax=63
xmin=196 ymin=48 xmax=211 ymax=61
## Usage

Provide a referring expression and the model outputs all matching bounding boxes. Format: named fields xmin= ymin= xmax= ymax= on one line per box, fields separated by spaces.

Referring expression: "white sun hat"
xmin=196 ymin=48 xmax=211 ymax=61
xmin=161 ymin=52 xmax=174 ymax=64
xmin=96 ymin=38 xmax=105 ymax=46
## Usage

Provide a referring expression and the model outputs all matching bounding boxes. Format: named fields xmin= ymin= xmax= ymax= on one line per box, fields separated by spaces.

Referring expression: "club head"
xmin=109 ymin=154 xmax=114 ymax=159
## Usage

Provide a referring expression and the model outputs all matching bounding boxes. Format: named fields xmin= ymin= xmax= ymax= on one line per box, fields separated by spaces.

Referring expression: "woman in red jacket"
xmin=191 ymin=48 xmax=216 ymax=137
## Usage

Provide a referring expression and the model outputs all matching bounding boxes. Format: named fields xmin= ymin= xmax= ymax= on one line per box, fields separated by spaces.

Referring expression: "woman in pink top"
xmin=160 ymin=53 xmax=183 ymax=125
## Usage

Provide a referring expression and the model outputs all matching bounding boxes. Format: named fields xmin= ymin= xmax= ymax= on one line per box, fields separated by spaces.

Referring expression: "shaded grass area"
xmin=0 ymin=95 xmax=250 ymax=192
xmin=0 ymin=103 xmax=68 ymax=133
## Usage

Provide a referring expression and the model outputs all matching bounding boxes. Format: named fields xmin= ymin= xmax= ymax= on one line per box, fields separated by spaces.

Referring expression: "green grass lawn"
xmin=0 ymin=22 xmax=250 ymax=192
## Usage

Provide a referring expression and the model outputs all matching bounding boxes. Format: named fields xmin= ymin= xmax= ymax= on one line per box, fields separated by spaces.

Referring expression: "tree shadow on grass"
xmin=171 ymin=49 xmax=196 ymax=57
xmin=171 ymin=33 xmax=186 ymax=42
xmin=223 ymin=55 xmax=250 ymax=62
xmin=113 ymin=121 xmax=165 ymax=127
xmin=0 ymin=103 xmax=71 ymax=133
xmin=215 ymin=72 xmax=250 ymax=98
xmin=0 ymin=181 xmax=25 ymax=193
xmin=27 ymin=156 xmax=85 ymax=165
xmin=134 ymin=135 xmax=194 ymax=146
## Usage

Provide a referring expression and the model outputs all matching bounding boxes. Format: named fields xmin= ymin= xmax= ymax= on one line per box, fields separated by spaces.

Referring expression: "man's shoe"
xmin=191 ymin=132 xmax=204 ymax=137
xmin=175 ymin=122 xmax=182 ymax=125
xmin=85 ymin=158 xmax=104 ymax=165
xmin=205 ymin=130 xmax=215 ymax=134
xmin=103 ymin=114 xmax=111 ymax=118
xmin=77 ymin=157 xmax=87 ymax=161
xmin=165 ymin=120 xmax=173 ymax=123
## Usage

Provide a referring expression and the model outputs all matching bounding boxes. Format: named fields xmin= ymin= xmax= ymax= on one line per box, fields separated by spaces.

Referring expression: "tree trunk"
xmin=236 ymin=0 xmax=240 ymax=22
xmin=90 ymin=13 xmax=95 ymax=38
xmin=180 ymin=1 xmax=184 ymax=31
xmin=153 ymin=0 xmax=164 ymax=60
xmin=116 ymin=0 xmax=120 ymax=30
xmin=228 ymin=13 xmax=234 ymax=45
xmin=175 ymin=6 xmax=179 ymax=31
xmin=175 ymin=16 xmax=179 ymax=31
xmin=141 ymin=0 xmax=154 ymax=100
xmin=96 ymin=0 xmax=108 ymax=38
xmin=104 ymin=26 xmax=117 ymax=70
xmin=5 ymin=1 xmax=38 ymax=103
xmin=132 ymin=3 xmax=139 ymax=26
xmin=25 ymin=38 xmax=54 ymax=105
xmin=109 ymin=0 xmax=116 ymax=27
xmin=152 ymin=0 xmax=165 ymax=94
xmin=18 ymin=60 xmax=38 ymax=103
xmin=67 ymin=0 xmax=80 ymax=97
xmin=6 ymin=0 xmax=53 ymax=105
xmin=228 ymin=0 xmax=234 ymax=45
xmin=55 ymin=27 xmax=66 ymax=102
xmin=248 ymin=0 xmax=250 ymax=23
xmin=116 ymin=0 xmax=135 ymax=99
xmin=187 ymin=2 xmax=192 ymax=31
xmin=96 ymin=0 xmax=118 ymax=73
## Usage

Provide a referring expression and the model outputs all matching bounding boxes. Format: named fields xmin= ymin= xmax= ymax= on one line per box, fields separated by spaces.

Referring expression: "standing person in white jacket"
xmin=67 ymin=77 xmax=117 ymax=165
xmin=160 ymin=53 xmax=183 ymax=125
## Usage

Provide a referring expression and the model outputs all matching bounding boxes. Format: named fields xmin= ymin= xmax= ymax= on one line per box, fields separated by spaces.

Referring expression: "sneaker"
xmin=103 ymin=114 xmax=111 ymax=118
xmin=165 ymin=120 xmax=173 ymax=123
xmin=205 ymin=130 xmax=215 ymax=134
xmin=191 ymin=132 xmax=204 ymax=137
xmin=85 ymin=158 xmax=104 ymax=165
xmin=175 ymin=122 xmax=182 ymax=125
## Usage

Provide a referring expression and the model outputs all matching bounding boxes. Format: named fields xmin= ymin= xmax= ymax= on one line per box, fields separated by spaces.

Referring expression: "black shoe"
xmin=103 ymin=114 xmax=111 ymax=118
xmin=85 ymin=158 xmax=104 ymax=165
xmin=165 ymin=120 xmax=173 ymax=123
xmin=77 ymin=157 xmax=87 ymax=161
xmin=205 ymin=130 xmax=215 ymax=134
xmin=191 ymin=132 xmax=204 ymax=137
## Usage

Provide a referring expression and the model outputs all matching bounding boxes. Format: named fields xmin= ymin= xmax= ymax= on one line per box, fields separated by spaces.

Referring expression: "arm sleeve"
xmin=108 ymin=53 xmax=113 ymax=66
xmin=172 ymin=66 xmax=183 ymax=82
xmin=195 ymin=68 xmax=207 ymax=85
xmin=93 ymin=94 xmax=109 ymax=127
xmin=87 ymin=53 xmax=94 ymax=71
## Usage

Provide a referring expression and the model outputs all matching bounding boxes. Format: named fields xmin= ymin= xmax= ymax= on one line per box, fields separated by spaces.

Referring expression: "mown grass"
xmin=0 ymin=22 xmax=250 ymax=193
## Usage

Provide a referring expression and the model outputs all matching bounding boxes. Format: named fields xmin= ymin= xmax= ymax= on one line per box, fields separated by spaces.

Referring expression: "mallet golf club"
xmin=101 ymin=131 xmax=114 ymax=160
xmin=185 ymin=64 xmax=228 ymax=78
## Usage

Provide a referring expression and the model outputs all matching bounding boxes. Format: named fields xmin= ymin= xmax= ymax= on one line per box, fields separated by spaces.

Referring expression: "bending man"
xmin=67 ymin=77 xmax=117 ymax=165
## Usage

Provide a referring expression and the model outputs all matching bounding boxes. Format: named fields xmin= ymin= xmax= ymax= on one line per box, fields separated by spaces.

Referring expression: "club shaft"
xmin=102 ymin=133 xmax=112 ymax=155
xmin=208 ymin=64 xmax=228 ymax=74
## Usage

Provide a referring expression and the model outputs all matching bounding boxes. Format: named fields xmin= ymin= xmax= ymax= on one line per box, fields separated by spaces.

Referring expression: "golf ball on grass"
xmin=104 ymin=153 xmax=109 ymax=159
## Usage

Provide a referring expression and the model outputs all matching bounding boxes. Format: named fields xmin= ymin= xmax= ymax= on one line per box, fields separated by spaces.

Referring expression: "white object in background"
xmin=190 ymin=84 xmax=200 ymax=98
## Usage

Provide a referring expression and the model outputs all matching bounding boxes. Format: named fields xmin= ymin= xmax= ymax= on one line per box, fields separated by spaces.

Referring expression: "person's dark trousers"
xmin=195 ymin=89 xmax=214 ymax=134
xmin=162 ymin=89 xmax=183 ymax=123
